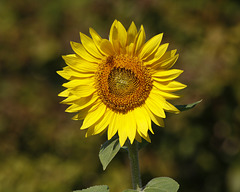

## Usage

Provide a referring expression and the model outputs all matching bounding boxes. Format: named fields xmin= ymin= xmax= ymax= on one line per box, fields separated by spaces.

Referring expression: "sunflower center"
xmin=108 ymin=67 xmax=139 ymax=97
xmin=96 ymin=54 xmax=153 ymax=114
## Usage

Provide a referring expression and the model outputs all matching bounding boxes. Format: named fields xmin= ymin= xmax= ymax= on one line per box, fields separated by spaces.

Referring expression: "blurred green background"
xmin=1 ymin=0 xmax=240 ymax=191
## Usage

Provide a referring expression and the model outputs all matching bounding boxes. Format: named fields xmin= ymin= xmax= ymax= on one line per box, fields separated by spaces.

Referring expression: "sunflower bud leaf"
xmin=175 ymin=100 xmax=202 ymax=112
xmin=99 ymin=135 xmax=121 ymax=170
xmin=73 ymin=185 xmax=109 ymax=192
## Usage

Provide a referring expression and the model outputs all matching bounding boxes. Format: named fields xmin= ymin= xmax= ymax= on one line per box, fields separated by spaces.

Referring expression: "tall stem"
xmin=126 ymin=140 xmax=142 ymax=190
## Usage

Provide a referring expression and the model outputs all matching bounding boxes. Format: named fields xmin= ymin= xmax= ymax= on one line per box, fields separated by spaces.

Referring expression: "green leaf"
xmin=122 ymin=189 xmax=138 ymax=192
xmin=143 ymin=177 xmax=179 ymax=192
xmin=175 ymin=100 xmax=202 ymax=112
xmin=73 ymin=185 xmax=109 ymax=192
xmin=99 ymin=135 xmax=121 ymax=170
xmin=144 ymin=188 xmax=166 ymax=192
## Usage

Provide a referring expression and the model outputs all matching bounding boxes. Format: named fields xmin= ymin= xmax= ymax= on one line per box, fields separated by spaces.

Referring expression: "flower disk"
xmin=96 ymin=55 xmax=153 ymax=114
xmin=58 ymin=20 xmax=186 ymax=146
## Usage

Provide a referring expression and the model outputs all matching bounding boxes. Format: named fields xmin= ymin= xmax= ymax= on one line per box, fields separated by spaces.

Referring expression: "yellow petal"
xmin=109 ymin=20 xmax=118 ymax=44
xmin=162 ymin=49 xmax=177 ymax=60
xmin=135 ymin=132 xmax=142 ymax=143
xmin=62 ymin=78 xmax=94 ymax=88
xmin=117 ymin=114 xmax=128 ymax=146
xmin=110 ymin=21 xmax=127 ymax=54
xmin=152 ymin=69 xmax=183 ymax=81
xmin=69 ymin=85 xmax=96 ymax=97
xmin=89 ymin=28 xmax=106 ymax=55
xmin=126 ymin=22 xmax=138 ymax=55
xmin=58 ymin=67 xmax=94 ymax=80
xmin=57 ymin=68 xmax=70 ymax=80
xmin=137 ymin=129 xmax=151 ymax=143
xmin=133 ymin=107 xmax=150 ymax=137
xmin=125 ymin=111 xmax=136 ymax=144
xmin=163 ymin=101 xmax=180 ymax=114
xmin=100 ymin=39 xmax=115 ymax=56
xmin=127 ymin=43 xmax=135 ymax=56
xmin=70 ymin=41 xmax=100 ymax=63
xmin=61 ymin=94 xmax=79 ymax=104
xmin=85 ymin=125 xmax=95 ymax=137
xmin=109 ymin=21 xmax=120 ymax=53
xmin=134 ymin=25 xmax=146 ymax=55
xmin=116 ymin=21 xmax=127 ymax=50
xmin=144 ymin=105 xmax=164 ymax=129
xmin=127 ymin=21 xmax=137 ymax=46
xmin=80 ymin=32 xmax=103 ymax=58
xmin=62 ymin=54 xmax=97 ymax=72
xmin=157 ymin=90 xmax=180 ymax=100
xmin=139 ymin=33 xmax=163 ymax=60
xmin=165 ymin=81 xmax=187 ymax=91
xmin=153 ymin=81 xmax=187 ymax=91
xmin=152 ymin=86 xmax=180 ymax=100
xmin=145 ymin=93 xmax=166 ymax=118
xmin=144 ymin=43 xmax=169 ymax=65
xmin=81 ymin=103 xmax=106 ymax=129
xmin=159 ymin=54 xmax=179 ymax=69
xmin=72 ymin=106 xmax=91 ymax=120
xmin=65 ymin=94 xmax=98 ymax=113
xmin=152 ymin=51 xmax=178 ymax=69
xmin=61 ymin=71 xmax=94 ymax=80
xmin=58 ymin=89 xmax=70 ymax=97
xmin=108 ymin=112 xmax=118 ymax=140
xmin=94 ymin=110 xmax=114 ymax=135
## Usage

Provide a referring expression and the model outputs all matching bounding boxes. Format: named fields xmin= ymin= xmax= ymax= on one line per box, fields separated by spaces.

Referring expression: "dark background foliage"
xmin=0 ymin=0 xmax=240 ymax=191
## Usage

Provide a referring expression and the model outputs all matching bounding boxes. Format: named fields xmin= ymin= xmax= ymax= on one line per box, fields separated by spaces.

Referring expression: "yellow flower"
xmin=58 ymin=20 xmax=186 ymax=146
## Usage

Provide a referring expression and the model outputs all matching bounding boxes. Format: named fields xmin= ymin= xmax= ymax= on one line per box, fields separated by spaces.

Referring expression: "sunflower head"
xmin=58 ymin=20 xmax=186 ymax=146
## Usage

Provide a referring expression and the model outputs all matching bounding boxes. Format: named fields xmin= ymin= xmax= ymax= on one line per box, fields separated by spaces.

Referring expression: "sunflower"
xmin=58 ymin=20 xmax=186 ymax=146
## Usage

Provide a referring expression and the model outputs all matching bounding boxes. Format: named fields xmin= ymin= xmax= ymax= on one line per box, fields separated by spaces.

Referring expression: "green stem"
xmin=126 ymin=140 xmax=142 ymax=190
